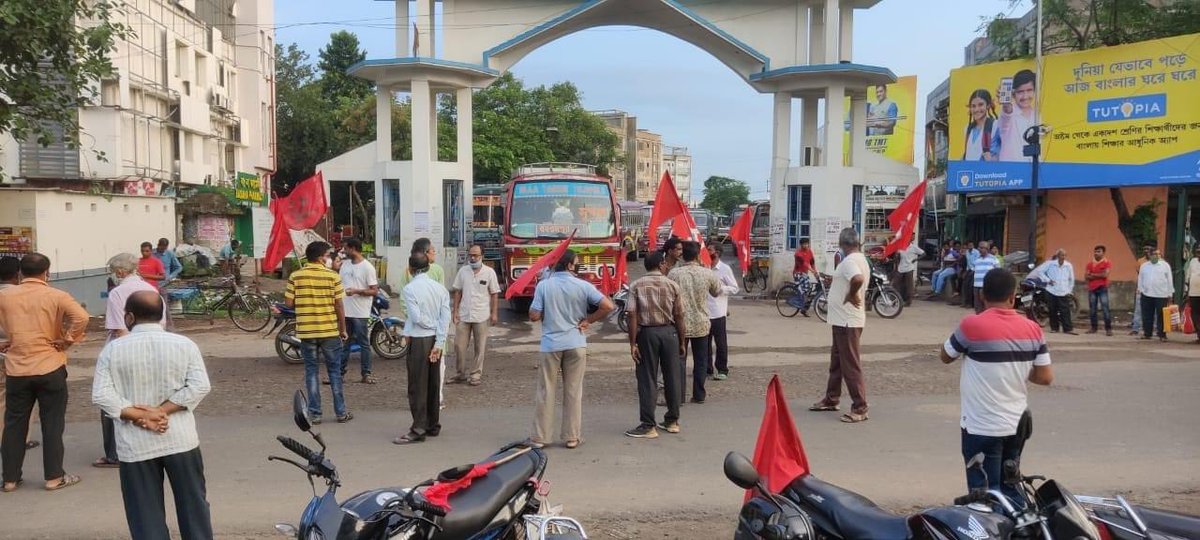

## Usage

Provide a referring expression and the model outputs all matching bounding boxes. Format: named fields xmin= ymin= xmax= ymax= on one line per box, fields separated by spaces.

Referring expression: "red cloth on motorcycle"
xmin=424 ymin=463 xmax=495 ymax=510
xmin=748 ymin=376 xmax=811 ymax=502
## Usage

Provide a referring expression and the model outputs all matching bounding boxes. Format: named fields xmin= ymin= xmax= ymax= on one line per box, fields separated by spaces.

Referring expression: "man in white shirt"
xmin=810 ymin=228 xmax=871 ymax=423
xmin=895 ymin=237 xmax=925 ymax=306
xmin=92 ymin=291 xmax=212 ymax=540
xmin=1186 ymin=246 xmax=1200 ymax=344
xmin=1137 ymin=248 xmax=1174 ymax=341
xmin=450 ymin=245 xmax=500 ymax=386
xmin=705 ymin=243 xmax=739 ymax=380
xmin=394 ymin=254 xmax=451 ymax=445
xmin=336 ymin=238 xmax=380 ymax=384
xmin=1030 ymin=249 xmax=1076 ymax=334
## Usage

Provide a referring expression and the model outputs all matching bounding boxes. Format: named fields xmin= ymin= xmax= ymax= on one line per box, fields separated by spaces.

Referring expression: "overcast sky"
xmin=276 ymin=0 xmax=1030 ymax=200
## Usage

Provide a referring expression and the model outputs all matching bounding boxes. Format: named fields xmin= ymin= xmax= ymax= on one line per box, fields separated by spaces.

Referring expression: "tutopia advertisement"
xmin=843 ymin=75 xmax=918 ymax=165
xmin=947 ymin=33 xmax=1200 ymax=193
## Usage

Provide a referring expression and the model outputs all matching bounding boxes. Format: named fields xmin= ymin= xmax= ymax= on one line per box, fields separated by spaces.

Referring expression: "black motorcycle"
xmin=268 ymin=292 xmax=407 ymax=364
xmin=611 ymin=283 xmax=630 ymax=333
xmin=271 ymin=390 xmax=588 ymax=540
xmin=1015 ymin=276 xmax=1078 ymax=328
xmin=865 ymin=266 xmax=904 ymax=319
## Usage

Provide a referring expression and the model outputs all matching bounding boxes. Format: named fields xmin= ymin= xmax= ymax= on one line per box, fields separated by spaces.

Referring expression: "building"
xmin=634 ymin=129 xmax=663 ymax=203
xmin=0 ymin=0 xmax=276 ymax=312
xmin=662 ymin=145 xmax=693 ymax=205
xmin=594 ymin=109 xmax=637 ymax=201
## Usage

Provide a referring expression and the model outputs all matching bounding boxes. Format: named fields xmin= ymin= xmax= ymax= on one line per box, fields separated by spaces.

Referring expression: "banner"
xmin=235 ymin=172 xmax=264 ymax=204
xmin=843 ymin=75 xmax=918 ymax=165
xmin=948 ymin=33 xmax=1200 ymax=192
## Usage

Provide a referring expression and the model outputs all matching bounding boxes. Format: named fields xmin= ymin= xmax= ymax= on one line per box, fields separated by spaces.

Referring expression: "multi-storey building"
xmin=633 ymin=129 xmax=663 ymax=204
xmin=661 ymin=145 xmax=693 ymax=205
xmin=594 ymin=109 xmax=637 ymax=201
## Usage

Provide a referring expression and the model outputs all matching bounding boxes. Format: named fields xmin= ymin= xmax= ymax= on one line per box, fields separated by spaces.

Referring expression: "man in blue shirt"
xmin=528 ymin=250 xmax=614 ymax=449
xmin=394 ymin=254 xmax=451 ymax=445
xmin=971 ymin=241 xmax=999 ymax=313
xmin=153 ymin=238 xmax=183 ymax=284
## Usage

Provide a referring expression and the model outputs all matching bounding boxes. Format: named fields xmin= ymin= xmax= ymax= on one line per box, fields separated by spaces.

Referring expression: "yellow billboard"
xmin=948 ymin=33 xmax=1200 ymax=192
xmin=842 ymin=75 xmax=918 ymax=165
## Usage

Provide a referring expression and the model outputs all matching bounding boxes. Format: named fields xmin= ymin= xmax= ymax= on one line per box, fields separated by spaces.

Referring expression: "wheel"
xmin=275 ymin=321 xmax=304 ymax=364
xmin=754 ymin=268 xmax=768 ymax=292
xmin=616 ymin=308 xmax=629 ymax=333
xmin=814 ymin=292 xmax=829 ymax=322
xmin=228 ymin=294 xmax=271 ymax=332
xmin=873 ymin=287 xmax=904 ymax=319
xmin=776 ymin=284 xmax=801 ymax=317
xmin=509 ymin=297 xmax=532 ymax=313
xmin=743 ymin=268 xmax=761 ymax=293
xmin=370 ymin=322 xmax=408 ymax=360
xmin=1031 ymin=301 xmax=1050 ymax=327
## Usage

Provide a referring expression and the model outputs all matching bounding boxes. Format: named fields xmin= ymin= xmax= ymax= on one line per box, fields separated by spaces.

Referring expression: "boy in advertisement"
xmin=997 ymin=69 xmax=1037 ymax=162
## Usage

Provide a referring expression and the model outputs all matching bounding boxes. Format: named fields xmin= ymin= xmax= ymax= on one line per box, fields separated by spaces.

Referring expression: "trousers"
xmin=119 ymin=447 xmax=213 ymax=540
xmin=405 ymin=336 xmax=441 ymax=436
xmin=686 ymin=336 xmax=710 ymax=401
xmin=823 ymin=326 xmax=868 ymax=414
xmin=2 ymin=366 xmax=67 ymax=483
xmin=1141 ymin=295 xmax=1168 ymax=338
xmin=453 ymin=321 xmax=489 ymax=382
xmin=532 ymin=348 xmax=587 ymax=444
xmin=635 ymin=326 xmax=681 ymax=427
xmin=1048 ymin=294 xmax=1075 ymax=332
xmin=707 ymin=316 xmax=729 ymax=375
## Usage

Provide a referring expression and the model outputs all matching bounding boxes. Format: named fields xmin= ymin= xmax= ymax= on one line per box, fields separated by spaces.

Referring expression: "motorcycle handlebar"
xmin=278 ymin=435 xmax=317 ymax=464
xmin=412 ymin=499 xmax=447 ymax=517
xmin=954 ymin=489 xmax=989 ymax=506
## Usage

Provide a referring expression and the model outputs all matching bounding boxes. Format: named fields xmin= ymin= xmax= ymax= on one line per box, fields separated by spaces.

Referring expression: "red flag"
xmin=728 ymin=205 xmax=755 ymax=273
xmin=264 ymin=172 xmax=329 ymax=271
xmin=600 ymin=255 xmax=615 ymax=295
xmin=504 ymin=231 xmax=575 ymax=300
xmin=882 ymin=180 xmax=928 ymax=258
xmin=615 ymin=249 xmax=628 ymax=286
xmin=646 ymin=171 xmax=684 ymax=252
xmin=747 ymin=375 xmax=810 ymax=501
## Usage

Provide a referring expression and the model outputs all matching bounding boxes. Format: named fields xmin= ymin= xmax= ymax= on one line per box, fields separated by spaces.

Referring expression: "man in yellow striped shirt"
xmin=285 ymin=241 xmax=352 ymax=424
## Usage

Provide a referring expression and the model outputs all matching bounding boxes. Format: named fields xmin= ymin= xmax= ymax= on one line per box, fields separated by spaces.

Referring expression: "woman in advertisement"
xmin=997 ymin=69 xmax=1037 ymax=162
xmin=963 ymin=89 xmax=1001 ymax=161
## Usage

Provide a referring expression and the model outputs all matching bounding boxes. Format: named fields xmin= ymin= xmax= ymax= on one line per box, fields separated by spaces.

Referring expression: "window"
xmin=217 ymin=62 xmax=225 ymax=87
xmin=851 ymin=185 xmax=864 ymax=235
xmin=787 ymin=185 xmax=812 ymax=250
xmin=261 ymin=103 xmax=269 ymax=150
xmin=443 ymin=180 xmax=465 ymax=248
xmin=195 ymin=53 xmax=208 ymax=88
xmin=175 ymin=42 xmax=186 ymax=78
xmin=383 ymin=179 xmax=401 ymax=246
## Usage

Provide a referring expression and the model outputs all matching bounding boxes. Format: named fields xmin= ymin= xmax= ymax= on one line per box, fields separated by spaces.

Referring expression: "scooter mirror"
xmin=724 ymin=452 xmax=761 ymax=490
xmin=966 ymin=452 xmax=986 ymax=470
xmin=1027 ymin=263 xmax=1035 ymax=270
xmin=292 ymin=390 xmax=311 ymax=432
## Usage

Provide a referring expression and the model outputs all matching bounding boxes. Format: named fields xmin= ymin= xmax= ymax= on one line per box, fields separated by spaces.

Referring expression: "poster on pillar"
xmin=948 ymin=33 xmax=1200 ymax=193
xmin=842 ymin=75 xmax=918 ymax=165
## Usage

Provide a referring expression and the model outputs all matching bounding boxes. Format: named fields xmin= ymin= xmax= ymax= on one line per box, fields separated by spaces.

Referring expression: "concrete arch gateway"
xmin=317 ymin=0 xmax=918 ymax=287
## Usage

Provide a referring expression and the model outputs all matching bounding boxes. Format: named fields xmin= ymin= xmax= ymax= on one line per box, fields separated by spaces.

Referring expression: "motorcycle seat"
xmin=435 ymin=448 xmax=541 ymax=539
xmin=788 ymin=475 xmax=911 ymax=540
xmin=274 ymin=303 xmax=295 ymax=316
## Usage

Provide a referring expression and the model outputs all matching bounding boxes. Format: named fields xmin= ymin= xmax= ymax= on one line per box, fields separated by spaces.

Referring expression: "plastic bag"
xmin=1162 ymin=304 xmax=1182 ymax=332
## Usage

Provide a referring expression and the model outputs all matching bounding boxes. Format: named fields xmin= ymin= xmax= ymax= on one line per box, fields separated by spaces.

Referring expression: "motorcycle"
xmin=271 ymin=390 xmax=588 ymax=540
xmin=268 ymin=292 xmax=407 ymax=364
xmin=865 ymin=266 xmax=903 ymax=319
xmin=1015 ymin=276 xmax=1078 ymax=328
xmin=611 ymin=283 xmax=630 ymax=334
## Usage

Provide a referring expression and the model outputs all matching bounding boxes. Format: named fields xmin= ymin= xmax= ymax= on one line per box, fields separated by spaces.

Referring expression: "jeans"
xmin=932 ymin=268 xmax=955 ymax=294
xmin=1088 ymin=287 xmax=1112 ymax=331
xmin=339 ymin=318 xmax=372 ymax=377
xmin=961 ymin=429 xmax=1024 ymax=506
xmin=302 ymin=337 xmax=346 ymax=418
xmin=1141 ymin=295 xmax=1168 ymax=338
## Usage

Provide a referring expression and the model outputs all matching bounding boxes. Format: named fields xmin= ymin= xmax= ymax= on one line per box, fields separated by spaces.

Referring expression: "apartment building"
xmin=594 ymin=109 xmax=638 ymax=201
xmin=662 ymin=145 xmax=692 ymax=205
xmin=633 ymin=129 xmax=663 ymax=203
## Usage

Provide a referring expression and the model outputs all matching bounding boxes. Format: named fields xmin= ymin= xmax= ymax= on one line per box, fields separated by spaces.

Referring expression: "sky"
xmin=276 ymin=0 xmax=1031 ymax=201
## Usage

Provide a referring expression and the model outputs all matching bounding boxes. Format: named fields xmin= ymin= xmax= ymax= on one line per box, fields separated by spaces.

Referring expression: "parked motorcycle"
xmin=1015 ymin=276 xmax=1078 ymax=328
xmin=268 ymin=292 xmax=407 ymax=364
xmin=865 ymin=266 xmax=903 ymax=319
xmin=270 ymin=390 xmax=588 ymax=540
xmin=612 ymin=283 xmax=630 ymax=333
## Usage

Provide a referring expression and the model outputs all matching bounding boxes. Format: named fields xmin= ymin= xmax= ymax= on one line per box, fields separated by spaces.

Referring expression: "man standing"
xmin=793 ymin=238 xmax=815 ymax=278
xmin=285 ymin=242 xmax=352 ymax=424
xmin=1186 ymin=246 xmax=1200 ymax=344
xmin=866 ymin=84 xmax=899 ymax=136
xmin=1137 ymin=248 xmax=1174 ymax=342
xmin=961 ymin=241 xmax=980 ymax=309
xmin=337 ymin=238 xmax=380 ymax=384
xmin=450 ymin=245 xmax=500 ymax=386
xmin=810 ymin=229 xmax=871 ymax=424
xmin=528 ymin=251 xmax=614 ymax=449
xmin=0 ymin=257 xmax=38 ymax=453
xmin=95 ymin=253 xmax=164 ymax=470
xmin=0 ymin=253 xmax=89 ymax=492
xmin=395 ymin=238 xmax=446 ymax=405
xmin=625 ymin=251 xmax=686 ymax=439
xmin=138 ymin=242 xmax=166 ymax=290
xmin=1085 ymin=245 xmax=1113 ymax=336
xmin=669 ymin=241 xmax=721 ymax=404
xmin=662 ymin=237 xmax=683 ymax=272
xmin=896 ymin=236 xmax=925 ymax=306
xmin=92 ymin=291 xmax=212 ymax=540
xmin=1031 ymin=250 xmax=1076 ymax=334
xmin=971 ymin=241 xmax=999 ymax=314
xmin=394 ymin=254 xmax=451 ymax=445
xmin=153 ymin=238 xmax=183 ymax=285
xmin=1130 ymin=245 xmax=1152 ymax=335
xmin=941 ymin=268 xmax=1053 ymax=502
xmin=707 ymin=243 xmax=739 ymax=379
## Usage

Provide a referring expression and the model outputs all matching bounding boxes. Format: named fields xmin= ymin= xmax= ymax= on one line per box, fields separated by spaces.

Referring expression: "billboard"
xmin=843 ymin=75 xmax=918 ymax=165
xmin=947 ymin=33 xmax=1200 ymax=192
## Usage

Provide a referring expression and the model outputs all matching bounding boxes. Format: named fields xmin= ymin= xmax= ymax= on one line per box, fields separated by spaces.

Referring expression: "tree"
xmin=982 ymin=0 xmax=1200 ymax=257
xmin=0 ymin=0 xmax=132 ymax=179
xmin=317 ymin=31 xmax=373 ymax=104
xmin=274 ymin=43 xmax=339 ymax=195
xmin=700 ymin=176 xmax=751 ymax=216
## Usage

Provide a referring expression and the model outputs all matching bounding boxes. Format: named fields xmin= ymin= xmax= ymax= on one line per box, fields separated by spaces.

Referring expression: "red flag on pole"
xmin=728 ymin=205 xmax=755 ymax=273
xmin=882 ymin=180 xmax=928 ymax=258
xmin=646 ymin=171 xmax=684 ymax=252
xmin=504 ymin=231 xmax=575 ymax=300
xmin=615 ymin=248 xmax=628 ymax=286
xmin=264 ymin=172 xmax=329 ymax=271
xmin=601 ymin=255 xmax=615 ymax=295
xmin=747 ymin=375 xmax=810 ymax=502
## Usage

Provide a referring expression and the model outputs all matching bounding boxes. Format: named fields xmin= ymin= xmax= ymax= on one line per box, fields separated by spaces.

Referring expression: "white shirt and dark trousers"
xmin=92 ymin=324 xmax=212 ymax=540
xmin=817 ymin=252 xmax=871 ymax=417
xmin=1033 ymin=260 xmax=1076 ymax=333
xmin=99 ymin=275 xmax=163 ymax=466
xmin=451 ymin=265 xmax=500 ymax=384
xmin=401 ymin=272 xmax=451 ymax=440
xmin=1138 ymin=260 xmax=1174 ymax=339
xmin=339 ymin=259 xmax=379 ymax=380
xmin=706 ymin=261 xmax=739 ymax=376
xmin=895 ymin=244 xmax=925 ymax=306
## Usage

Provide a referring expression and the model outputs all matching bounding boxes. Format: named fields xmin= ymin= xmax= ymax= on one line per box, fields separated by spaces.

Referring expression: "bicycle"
xmin=743 ymin=257 xmax=768 ymax=293
xmin=164 ymin=275 xmax=272 ymax=332
xmin=775 ymin=273 xmax=825 ymax=318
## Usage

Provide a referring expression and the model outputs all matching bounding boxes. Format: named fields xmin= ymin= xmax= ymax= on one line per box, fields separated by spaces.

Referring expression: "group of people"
xmin=928 ymin=239 xmax=1003 ymax=311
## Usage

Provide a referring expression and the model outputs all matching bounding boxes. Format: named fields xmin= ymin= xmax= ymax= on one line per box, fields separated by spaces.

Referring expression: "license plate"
xmin=1021 ymin=294 xmax=1033 ymax=304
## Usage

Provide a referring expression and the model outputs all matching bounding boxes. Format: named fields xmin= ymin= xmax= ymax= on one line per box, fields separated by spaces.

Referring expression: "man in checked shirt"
xmin=625 ymin=251 xmax=687 ymax=439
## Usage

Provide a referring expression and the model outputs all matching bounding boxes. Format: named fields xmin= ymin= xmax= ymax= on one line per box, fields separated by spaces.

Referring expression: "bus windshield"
xmin=508 ymin=180 xmax=615 ymax=240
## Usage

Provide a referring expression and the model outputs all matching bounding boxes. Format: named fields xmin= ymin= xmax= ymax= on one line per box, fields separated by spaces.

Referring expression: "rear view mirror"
xmin=292 ymin=390 xmax=311 ymax=432
xmin=724 ymin=452 xmax=761 ymax=490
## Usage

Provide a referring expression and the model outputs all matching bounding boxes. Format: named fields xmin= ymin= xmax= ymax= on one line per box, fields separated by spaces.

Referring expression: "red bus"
xmin=502 ymin=163 xmax=622 ymax=306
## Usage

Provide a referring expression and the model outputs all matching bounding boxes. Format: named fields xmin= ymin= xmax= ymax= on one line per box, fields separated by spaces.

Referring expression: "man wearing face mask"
xmin=450 ymin=245 xmax=500 ymax=386
xmin=336 ymin=238 xmax=379 ymax=384
xmin=94 ymin=253 xmax=165 ymax=470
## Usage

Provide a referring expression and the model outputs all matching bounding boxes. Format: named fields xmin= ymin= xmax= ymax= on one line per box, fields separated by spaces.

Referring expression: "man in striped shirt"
xmin=942 ymin=268 xmax=1053 ymax=502
xmin=92 ymin=290 xmax=212 ymax=539
xmin=285 ymin=241 xmax=352 ymax=424
xmin=971 ymin=241 xmax=1000 ymax=314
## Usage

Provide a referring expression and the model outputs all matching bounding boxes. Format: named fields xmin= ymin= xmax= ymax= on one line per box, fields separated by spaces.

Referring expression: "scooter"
xmin=271 ymin=390 xmax=588 ymax=540
xmin=268 ymin=292 xmax=407 ymax=364
xmin=611 ymin=283 xmax=630 ymax=333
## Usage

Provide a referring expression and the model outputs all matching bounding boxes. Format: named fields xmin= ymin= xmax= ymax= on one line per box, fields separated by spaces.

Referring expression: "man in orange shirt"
xmin=0 ymin=253 xmax=90 ymax=492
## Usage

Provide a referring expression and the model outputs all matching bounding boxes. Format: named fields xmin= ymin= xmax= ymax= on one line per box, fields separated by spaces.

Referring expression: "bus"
xmin=502 ymin=163 xmax=622 ymax=306
xmin=471 ymin=185 xmax=505 ymax=268
xmin=618 ymin=201 xmax=648 ymax=261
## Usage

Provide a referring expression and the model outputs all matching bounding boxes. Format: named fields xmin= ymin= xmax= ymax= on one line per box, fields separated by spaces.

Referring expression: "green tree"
xmin=0 ymin=0 xmax=132 ymax=179
xmin=317 ymin=31 xmax=373 ymax=104
xmin=700 ymin=176 xmax=751 ymax=216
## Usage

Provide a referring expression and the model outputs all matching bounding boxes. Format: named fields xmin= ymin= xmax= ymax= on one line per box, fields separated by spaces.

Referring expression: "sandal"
xmin=2 ymin=480 xmax=22 ymax=493
xmin=46 ymin=474 xmax=81 ymax=491
xmin=564 ymin=439 xmax=581 ymax=450
xmin=808 ymin=401 xmax=840 ymax=412
xmin=840 ymin=412 xmax=869 ymax=424
xmin=392 ymin=433 xmax=425 ymax=445
xmin=92 ymin=457 xmax=120 ymax=468
xmin=25 ymin=440 xmax=40 ymax=450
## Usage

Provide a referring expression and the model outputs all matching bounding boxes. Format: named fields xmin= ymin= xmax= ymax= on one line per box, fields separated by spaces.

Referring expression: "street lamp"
xmin=1023 ymin=124 xmax=1044 ymax=263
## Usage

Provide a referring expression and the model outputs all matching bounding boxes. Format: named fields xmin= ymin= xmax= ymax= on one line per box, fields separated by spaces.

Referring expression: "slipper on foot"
xmin=46 ymin=474 xmax=81 ymax=491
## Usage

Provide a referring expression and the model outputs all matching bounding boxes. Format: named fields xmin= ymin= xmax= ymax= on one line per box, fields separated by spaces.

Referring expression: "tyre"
xmin=228 ymin=294 xmax=271 ymax=332
xmin=616 ymin=308 xmax=629 ymax=333
xmin=275 ymin=321 xmax=304 ymax=364
xmin=744 ymin=268 xmax=762 ymax=293
xmin=1031 ymin=301 xmax=1050 ymax=327
xmin=814 ymin=292 xmax=829 ymax=322
xmin=873 ymin=287 xmax=904 ymax=319
xmin=775 ymin=284 xmax=801 ymax=317
xmin=510 ymin=297 xmax=532 ymax=313
xmin=370 ymin=322 xmax=408 ymax=360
